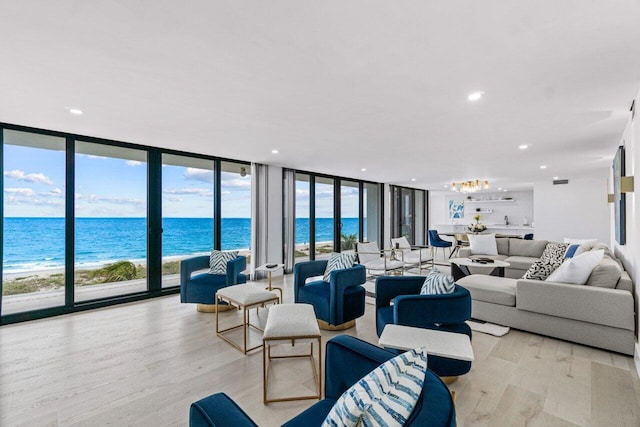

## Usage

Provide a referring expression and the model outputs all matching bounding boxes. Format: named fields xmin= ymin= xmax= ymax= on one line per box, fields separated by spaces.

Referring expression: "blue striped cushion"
xmin=322 ymin=347 xmax=428 ymax=427
xmin=323 ymin=252 xmax=357 ymax=282
xmin=208 ymin=250 xmax=238 ymax=274
xmin=420 ymin=267 xmax=455 ymax=295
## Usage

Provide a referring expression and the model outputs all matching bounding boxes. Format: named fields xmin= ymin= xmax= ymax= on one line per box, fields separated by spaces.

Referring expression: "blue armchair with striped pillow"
xmin=375 ymin=275 xmax=473 ymax=379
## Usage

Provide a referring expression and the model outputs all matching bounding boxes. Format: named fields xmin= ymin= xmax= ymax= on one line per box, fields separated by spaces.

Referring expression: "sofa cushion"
xmin=456 ymin=275 xmax=516 ymax=306
xmin=522 ymin=242 xmax=569 ymax=280
xmin=496 ymin=238 xmax=509 ymax=255
xmin=420 ymin=267 xmax=455 ymax=295
xmin=546 ymin=249 xmax=605 ymax=285
xmin=504 ymin=256 xmax=538 ymax=271
xmin=586 ymin=256 xmax=622 ymax=289
xmin=468 ymin=233 xmax=498 ymax=255
xmin=322 ymin=347 xmax=428 ymax=427
xmin=509 ymin=239 xmax=548 ymax=257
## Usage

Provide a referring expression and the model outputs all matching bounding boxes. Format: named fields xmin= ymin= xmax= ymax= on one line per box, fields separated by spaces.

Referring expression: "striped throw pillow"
xmin=420 ymin=267 xmax=455 ymax=295
xmin=322 ymin=347 xmax=428 ymax=427
xmin=208 ymin=250 xmax=238 ymax=274
xmin=323 ymin=252 xmax=357 ymax=282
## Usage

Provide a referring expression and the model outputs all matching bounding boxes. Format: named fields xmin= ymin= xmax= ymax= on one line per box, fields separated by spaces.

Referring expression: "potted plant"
xmin=468 ymin=214 xmax=487 ymax=234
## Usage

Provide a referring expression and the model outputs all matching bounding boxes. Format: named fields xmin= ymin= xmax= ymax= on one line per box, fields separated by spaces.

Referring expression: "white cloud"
xmin=42 ymin=188 xmax=63 ymax=198
xmin=164 ymin=195 xmax=184 ymax=202
xmin=4 ymin=169 xmax=53 ymax=185
xmin=5 ymin=187 xmax=36 ymax=196
xmin=163 ymin=188 xmax=213 ymax=197
xmin=75 ymin=193 xmax=145 ymax=206
xmin=221 ymin=178 xmax=251 ymax=189
xmin=184 ymin=168 xmax=213 ymax=183
xmin=125 ymin=160 xmax=142 ymax=167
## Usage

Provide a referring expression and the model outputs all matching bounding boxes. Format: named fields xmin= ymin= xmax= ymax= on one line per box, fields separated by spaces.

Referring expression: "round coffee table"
xmin=449 ymin=257 xmax=511 ymax=281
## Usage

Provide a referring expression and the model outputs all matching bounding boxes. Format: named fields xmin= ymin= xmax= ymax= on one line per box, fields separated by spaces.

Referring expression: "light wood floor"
xmin=1 ymin=275 xmax=639 ymax=427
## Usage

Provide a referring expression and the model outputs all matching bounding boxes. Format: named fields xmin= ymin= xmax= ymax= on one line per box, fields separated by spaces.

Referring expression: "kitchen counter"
xmin=433 ymin=224 xmax=534 ymax=236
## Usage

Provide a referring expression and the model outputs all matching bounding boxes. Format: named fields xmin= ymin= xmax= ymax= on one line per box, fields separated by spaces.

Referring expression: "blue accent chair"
xmin=524 ymin=233 xmax=534 ymax=240
xmin=180 ymin=255 xmax=247 ymax=307
xmin=428 ymin=230 xmax=453 ymax=259
xmin=294 ymin=260 xmax=366 ymax=329
xmin=375 ymin=275 xmax=472 ymax=378
xmin=189 ymin=335 xmax=456 ymax=427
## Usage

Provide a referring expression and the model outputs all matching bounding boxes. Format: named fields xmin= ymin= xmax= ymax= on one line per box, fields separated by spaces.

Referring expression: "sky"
xmin=3 ymin=143 xmax=359 ymax=218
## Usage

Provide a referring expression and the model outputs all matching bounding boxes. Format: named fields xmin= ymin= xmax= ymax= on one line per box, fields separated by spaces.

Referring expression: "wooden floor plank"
xmin=1 ymin=274 xmax=639 ymax=427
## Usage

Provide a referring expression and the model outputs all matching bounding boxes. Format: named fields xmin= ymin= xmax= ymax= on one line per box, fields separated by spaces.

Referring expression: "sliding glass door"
xmin=315 ymin=177 xmax=334 ymax=259
xmin=161 ymin=154 xmax=214 ymax=288
xmin=2 ymin=130 xmax=66 ymax=315
xmin=74 ymin=142 xmax=148 ymax=302
xmin=340 ymin=180 xmax=359 ymax=251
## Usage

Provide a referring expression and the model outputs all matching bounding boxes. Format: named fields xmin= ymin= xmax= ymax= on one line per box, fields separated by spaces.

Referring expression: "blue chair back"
xmin=428 ymin=230 xmax=451 ymax=248
xmin=524 ymin=233 xmax=534 ymax=240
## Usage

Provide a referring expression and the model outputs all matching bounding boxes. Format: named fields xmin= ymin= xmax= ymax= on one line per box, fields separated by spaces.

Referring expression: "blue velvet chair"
xmin=524 ymin=233 xmax=534 ymax=240
xmin=180 ymin=255 xmax=247 ymax=311
xmin=428 ymin=230 xmax=453 ymax=259
xmin=375 ymin=275 xmax=472 ymax=379
xmin=189 ymin=335 xmax=456 ymax=427
xmin=294 ymin=260 xmax=366 ymax=330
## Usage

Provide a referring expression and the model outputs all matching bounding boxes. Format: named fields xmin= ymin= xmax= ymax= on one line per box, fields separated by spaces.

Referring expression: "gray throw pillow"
xmin=585 ymin=256 xmax=621 ymax=288
xmin=522 ymin=242 xmax=569 ymax=280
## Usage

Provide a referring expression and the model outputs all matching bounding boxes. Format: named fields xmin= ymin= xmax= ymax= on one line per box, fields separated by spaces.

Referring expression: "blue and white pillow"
xmin=564 ymin=244 xmax=580 ymax=258
xmin=323 ymin=252 xmax=357 ymax=282
xmin=420 ymin=267 xmax=455 ymax=295
xmin=322 ymin=347 xmax=428 ymax=427
xmin=208 ymin=250 xmax=238 ymax=274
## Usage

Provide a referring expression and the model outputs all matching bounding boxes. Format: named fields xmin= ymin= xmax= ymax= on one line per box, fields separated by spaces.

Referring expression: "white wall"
xmin=611 ymin=89 xmax=639 ymax=375
xmin=534 ymin=176 xmax=610 ymax=244
xmin=429 ymin=190 xmax=534 ymax=226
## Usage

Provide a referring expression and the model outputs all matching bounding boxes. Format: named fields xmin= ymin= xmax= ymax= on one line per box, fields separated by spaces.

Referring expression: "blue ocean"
xmin=2 ymin=217 xmax=359 ymax=273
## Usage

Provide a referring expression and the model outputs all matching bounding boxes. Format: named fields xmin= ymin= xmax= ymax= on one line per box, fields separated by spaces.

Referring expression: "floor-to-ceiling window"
xmin=2 ymin=130 xmax=66 ymax=315
xmin=161 ymin=154 xmax=215 ymax=288
xmin=340 ymin=180 xmax=359 ymax=251
xmin=315 ymin=176 xmax=334 ymax=259
xmin=295 ymin=173 xmax=311 ymax=262
xmin=220 ymin=161 xmax=251 ymax=259
xmin=74 ymin=142 xmax=148 ymax=302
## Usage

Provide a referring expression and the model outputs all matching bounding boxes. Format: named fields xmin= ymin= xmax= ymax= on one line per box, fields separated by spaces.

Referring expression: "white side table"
xmin=255 ymin=263 xmax=284 ymax=302
xmin=378 ymin=324 xmax=474 ymax=362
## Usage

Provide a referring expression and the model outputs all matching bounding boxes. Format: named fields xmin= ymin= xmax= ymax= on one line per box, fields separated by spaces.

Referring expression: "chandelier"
xmin=451 ymin=180 xmax=490 ymax=193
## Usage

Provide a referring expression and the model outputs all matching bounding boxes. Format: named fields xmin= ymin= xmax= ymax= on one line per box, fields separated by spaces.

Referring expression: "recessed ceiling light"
xmin=467 ymin=91 xmax=484 ymax=101
xmin=519 ymin=144 xmax=528 ymax=150
xmin=504 ymin=189 xmax=508 ymax=192
xmin=553 ymin=176 xmax=559 ymax=180
xmin=540 ymin=165 xmax=547 ymax=169
xmin=498 ymin=187 xmax=502 ymax=190
xmin=361 ymin=168 xmax=367 ymax=172
xmin=411 ymin=178 xmax=417 ymax=182
xmin=67 ymin=108 xmax=83 ymax=115
xmin=444 ymin=185 xmax=448 ymax=188
xmin=271 ymin=149 xmax=279 ymax=154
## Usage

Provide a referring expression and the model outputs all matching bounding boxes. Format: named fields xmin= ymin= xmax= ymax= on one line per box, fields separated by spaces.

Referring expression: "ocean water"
xmin=2 ymin=217 xmax=359 ymax=273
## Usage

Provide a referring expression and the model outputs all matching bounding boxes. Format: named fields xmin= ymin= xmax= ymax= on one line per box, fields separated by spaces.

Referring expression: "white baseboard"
xmin=635 ymin=342 xmax=640 ymax=379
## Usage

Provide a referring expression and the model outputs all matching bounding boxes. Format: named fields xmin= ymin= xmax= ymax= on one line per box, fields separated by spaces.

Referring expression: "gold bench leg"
xmin=197 ymin=303 xmax=232 ymax=313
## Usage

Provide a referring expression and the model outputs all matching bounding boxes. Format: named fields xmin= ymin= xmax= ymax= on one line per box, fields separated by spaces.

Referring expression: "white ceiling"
xmin=1 ymin=1 xmax=640 ymax=191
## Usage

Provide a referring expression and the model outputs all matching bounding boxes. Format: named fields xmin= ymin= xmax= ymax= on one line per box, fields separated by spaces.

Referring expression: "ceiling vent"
xmin=553 ymin=179 xmax=569 ymax=185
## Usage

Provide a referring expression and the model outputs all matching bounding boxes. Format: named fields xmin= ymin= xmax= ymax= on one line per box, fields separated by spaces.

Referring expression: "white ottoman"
xmin=216 ymin=284 xmax=280 ymax=354
xmin=262 ymin=303 xmax=322 ymax=403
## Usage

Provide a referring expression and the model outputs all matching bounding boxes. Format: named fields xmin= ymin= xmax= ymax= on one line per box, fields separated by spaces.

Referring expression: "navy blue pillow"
xmin=565 ymin=244 xmax=580 ymax=258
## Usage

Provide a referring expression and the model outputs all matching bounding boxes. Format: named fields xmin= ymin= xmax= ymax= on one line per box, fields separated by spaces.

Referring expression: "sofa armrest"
xmin=226 ymin=256 xmax=247 ymax=285
xmin=324 ymin=335 xmax=395 ymax=399
xmin=189 ymin=392 xmax=258 ymax=427
xmin=458 ymin=247 xmax=472 ymax=257
xmin=294 ymin=260 xmax=329 ymax=301
xmin=516 ymin=279 xmax=635 ymax=330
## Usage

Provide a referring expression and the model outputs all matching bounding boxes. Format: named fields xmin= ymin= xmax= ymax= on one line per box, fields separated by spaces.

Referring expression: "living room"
xmin=1 ymin=2 xmax=640 ymax=426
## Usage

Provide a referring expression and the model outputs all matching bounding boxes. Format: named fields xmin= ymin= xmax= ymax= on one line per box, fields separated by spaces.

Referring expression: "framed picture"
xmin=613 ymin=145 xmax=626 ymax=245
xmin=449 ymin=200 xmax=464 ymax=219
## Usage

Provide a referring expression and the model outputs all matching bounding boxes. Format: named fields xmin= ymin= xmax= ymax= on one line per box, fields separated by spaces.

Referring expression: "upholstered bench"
xmin=215 ymin=285 xmax=279 ymax=354
xmin=262 ymin=303 xmax=321 ymax=403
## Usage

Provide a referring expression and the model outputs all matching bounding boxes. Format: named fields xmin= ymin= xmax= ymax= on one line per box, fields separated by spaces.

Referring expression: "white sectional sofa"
xmin=457 ymin=240 xmax=635 ymax=355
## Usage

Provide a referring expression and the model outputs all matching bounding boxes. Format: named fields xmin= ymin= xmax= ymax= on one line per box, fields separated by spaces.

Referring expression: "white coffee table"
xmin=255 ymin=263 xmax=284 ymax=301
xmin=450 ymin=257 xmax=510 ymax=281
xmin=378 ymin=324 xmax=474 ymax=362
